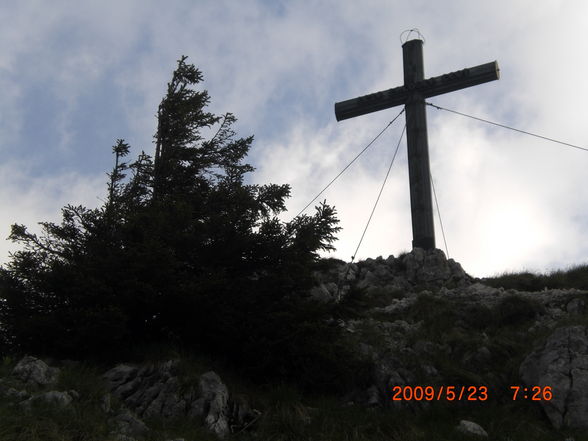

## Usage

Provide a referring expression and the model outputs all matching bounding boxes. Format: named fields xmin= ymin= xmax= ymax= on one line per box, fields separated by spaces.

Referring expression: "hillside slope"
xmin=1 ymin=248 xmax=587 ymax=441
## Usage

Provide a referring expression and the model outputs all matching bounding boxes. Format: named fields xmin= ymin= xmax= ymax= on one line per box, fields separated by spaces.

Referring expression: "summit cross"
xmin=335 ymin=38 xmax=499 ymax=250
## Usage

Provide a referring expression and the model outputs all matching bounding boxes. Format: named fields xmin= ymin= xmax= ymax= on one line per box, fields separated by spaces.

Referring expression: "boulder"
xmin=110 ymin=409 xmax=149 ymax=438
xmin=403 ymin=248 xmax=468 ymax=286
xmin=36 ymin=390 xmax=75 ymax=407
xmin=228 ymin=394 xmax=259 ymax=432
xmin=364 ymin=385 xmax=380 ymax=407
xmin=190 ymin=371 xmax=230 ymax=438
xmin=566 ymin=297 xmax=585 ymax=315
xmin=105 ymin=360 xmax=186 ymax=419
xmin=519 ymin=326 xmax=588 ymax=429
xmin=105 ymin=362 xmax=232 ymax=438
xmin=3 ymin=387 xmax=30 ymax=401
xmin=103 ymin=364 xmax=138 ymax=389
xmin=21 ymin=390 xmax=76 ymax=409
xmin=456 ymin=420 xmax=488 ymax=437
xmin=11 ymin=356 xmax=60 ymax=386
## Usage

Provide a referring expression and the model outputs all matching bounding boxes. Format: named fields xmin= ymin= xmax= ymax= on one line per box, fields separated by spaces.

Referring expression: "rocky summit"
xmin=310 ymin=248 xmax=471 ymax=303
xmin=1 ymin=248 xmax=587 ymax=440
xmin=311 ymin=248 xmax=588 ymax=432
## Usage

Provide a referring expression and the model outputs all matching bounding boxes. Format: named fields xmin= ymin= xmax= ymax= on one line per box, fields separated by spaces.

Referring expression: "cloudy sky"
xmin=1 ymin=0 xmax=587 ymax=277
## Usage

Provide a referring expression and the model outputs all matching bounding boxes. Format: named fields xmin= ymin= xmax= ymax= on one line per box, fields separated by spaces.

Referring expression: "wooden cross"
xmin=335 ymin=38 xmax=499 ymax=250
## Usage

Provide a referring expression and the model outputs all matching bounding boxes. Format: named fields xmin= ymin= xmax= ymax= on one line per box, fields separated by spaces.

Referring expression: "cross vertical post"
xmin=403 ymin=39 xmax=435 ymax=249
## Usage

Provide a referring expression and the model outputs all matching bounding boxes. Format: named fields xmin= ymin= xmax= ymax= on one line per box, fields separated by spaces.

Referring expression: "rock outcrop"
xmin=104 ymin=361 xmax=189 ymax=420
xmin=21 ymin=390 xmax=77 ymax=409
xmin=456 ymin=420 xmax=489 ymax=437
xmin=109 ymin=409 xmax=150 ymax=440
xmin=191 ymin=371 xmax=230 ymax=438
xmin=311 ymin=248 xmax=472 ymax=303
xmin=403 ymin=248 xmax=468 ymax=286
xmin=11 ymin=355 xmax=60 ymax=386
xmin=104 ymin=360 xmax=255 ymax=438
xmin=324 ymin=248 xmax=588 ymax=430
xmin=520 ymin=326 xmax=588 ymax=429
xmin=0 ymin=356 xmax=80 ymax=412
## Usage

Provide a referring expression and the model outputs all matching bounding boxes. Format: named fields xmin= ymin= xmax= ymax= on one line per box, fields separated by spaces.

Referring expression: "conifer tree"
xmin=0 ymin=57 xmax=355 ymax=388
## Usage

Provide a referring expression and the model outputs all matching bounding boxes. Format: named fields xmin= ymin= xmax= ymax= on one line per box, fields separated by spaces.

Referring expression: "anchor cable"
xmin=426 ymin=102 xmax=588 ymax=153
xmin=336 ymin=124 xmax=406 ymax=300
xmin=430 ymin=171 xmax=449 ymax=258
xmin=293 ymin=108 xmax=405 ymax=219
xmin=351 ymin=124 xmax=406 ymax=261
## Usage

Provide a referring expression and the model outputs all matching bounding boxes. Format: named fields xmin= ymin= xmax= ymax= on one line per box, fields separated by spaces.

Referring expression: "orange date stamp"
xmin=391 ymin=385 xmax=488 ymax=401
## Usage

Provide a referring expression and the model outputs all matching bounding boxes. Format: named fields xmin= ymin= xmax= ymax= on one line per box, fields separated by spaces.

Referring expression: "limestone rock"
xmin=1 ymin=386 xmax=30 ymax=401
xmin=105 ymin=360 xmax=187 ymax=419
xmin=465 ymin=282 xmax=503 ymax=297
xmin=21 ymin=390 xmax=76 ymax=409
xmin=12 ymin=356 xmax=60 ymax=386
xmin=456 ymin=420 xmax=488 ymax=437
xmin=463 ymin=346 xmax=492 ymax=367
xmin=310 ymin=249 xmax=472 ymax=305
xmin=365 ymin=385 xmax=380 ymax=407
xmin=519 ymin=326 xmax=588 ymax=429
xmin=110 ymin=409 xmax=149 ymax=438
xmin=229 ymin=394 xmax=259 ymax=432
xmin=190 ymin=371 xmax=230 ymax=438
xmin=103 ymin=364 xmax=138 ymax=389
xmin=105 ymin=362 xmax=233 ymax=438
xmin=566 ymin=297 xmax=585 ymax=315
xmin=403 ymin=248 xmax=468 ymax=286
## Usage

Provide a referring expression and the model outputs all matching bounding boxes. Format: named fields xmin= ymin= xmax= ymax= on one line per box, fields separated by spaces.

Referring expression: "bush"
xmin=494 ymin=295 xmax=544 ymax=327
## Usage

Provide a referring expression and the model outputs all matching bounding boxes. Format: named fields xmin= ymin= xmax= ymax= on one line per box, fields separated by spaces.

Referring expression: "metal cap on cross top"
xmin=334 ymin=37 xmax=499 ymax=251
xmin=400 ymin=29 xmax=425 ymax=45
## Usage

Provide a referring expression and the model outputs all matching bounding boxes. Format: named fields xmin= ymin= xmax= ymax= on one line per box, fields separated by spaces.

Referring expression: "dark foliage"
xmin=0 ymin=57 xmax=360 ymax=390
xmin=494 ymin=295 xmax=544 ymax=327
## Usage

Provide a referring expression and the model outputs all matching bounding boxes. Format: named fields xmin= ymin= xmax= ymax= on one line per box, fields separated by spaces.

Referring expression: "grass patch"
xmin=494 ymin=294 xmax=545 ymax=327
xmin=404 ymin=293 xmax=459 ymax=338
xmin=0 ymin=391 xmax=111 ymax=441
xmin=144 ymin=415 xmax=219 ymax=441
xmin=314 ymin=257 xmax=346 ymax=272
xmin=482 ymin=263 xmax=588 ymax=291
xmin=364 ymin=286 xmax=407 ymax=306
xmin=0 ymin=354 xmax=18 ymax=377
xmin=56 ymin=361 xmax=109 ymax=400
xmin=461 ymin=303 xmax=494 ymax=330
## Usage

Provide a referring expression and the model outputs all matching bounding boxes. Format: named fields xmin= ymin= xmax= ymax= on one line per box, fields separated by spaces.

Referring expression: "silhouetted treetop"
xmin=0 ymin=56 xmax=348 ymax=390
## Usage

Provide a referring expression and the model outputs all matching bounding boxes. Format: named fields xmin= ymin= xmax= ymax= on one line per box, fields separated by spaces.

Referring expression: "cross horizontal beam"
xmin=335 ymin=61 xmax=499 ymax=121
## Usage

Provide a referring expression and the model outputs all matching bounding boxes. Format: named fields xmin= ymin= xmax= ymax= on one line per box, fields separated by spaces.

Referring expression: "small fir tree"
xmin=0 ymin=57 xmax=360 ymax=389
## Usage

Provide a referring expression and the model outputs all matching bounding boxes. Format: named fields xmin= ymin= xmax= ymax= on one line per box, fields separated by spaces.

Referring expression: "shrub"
xmin=494 ymin=295 xmax=544 ymax=327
